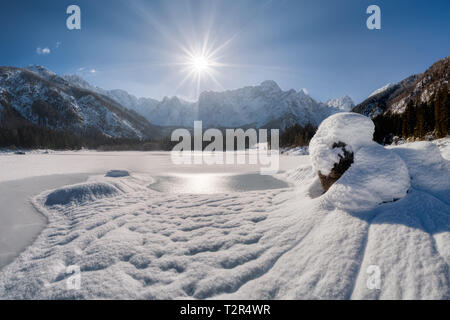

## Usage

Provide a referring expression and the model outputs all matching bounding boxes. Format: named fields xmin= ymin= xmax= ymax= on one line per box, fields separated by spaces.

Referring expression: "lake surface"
xmin=148 ymin=173 xmax=290 ymax=194
xmin=0 ymin=173 xmax=89 ymax=270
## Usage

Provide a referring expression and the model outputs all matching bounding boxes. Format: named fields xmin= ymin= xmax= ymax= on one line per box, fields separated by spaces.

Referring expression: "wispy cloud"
xmin=55 ymin=41 xmax=61 ymax=48
xmin=36 ymin=47 xmax=51 ymax=55
xmin=76 ymin=67 xmax=98 ymax=76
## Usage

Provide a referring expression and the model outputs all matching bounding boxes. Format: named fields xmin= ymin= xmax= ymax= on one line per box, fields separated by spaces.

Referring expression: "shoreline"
xmin=0 ymin=173 xmax=90 ymax=270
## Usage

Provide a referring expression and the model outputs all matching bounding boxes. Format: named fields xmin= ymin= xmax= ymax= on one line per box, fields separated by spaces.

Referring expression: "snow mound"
xmin=432 ymin=137 xmax=450 ymax=161
xmin=309 ymin=113 xmax=375 ymax=175
xmin=310 ymin=113 xmax=410 ymax=210
xmin=105 ymin=170 xmax=130 ymax=178
xmin=391 ymin=141 xmax=450 ymax=203
xmin=325 ymin=144 xmax=410 ymax=210
xmin=45 ymin=182 xmax=121 ymax=206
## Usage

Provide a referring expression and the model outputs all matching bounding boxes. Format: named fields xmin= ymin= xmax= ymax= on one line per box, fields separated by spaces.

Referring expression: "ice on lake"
xmin=148 ymin=173 xmax=290 ymax=194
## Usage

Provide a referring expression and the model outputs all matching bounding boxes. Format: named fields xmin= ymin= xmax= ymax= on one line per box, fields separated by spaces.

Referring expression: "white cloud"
xmin=36 ymin=47 xmax=51 ymax=55
xmin=89 ymin=69 xmax=97 ymax=74
xmin=56 ymin=41 xmax=61 ymax=48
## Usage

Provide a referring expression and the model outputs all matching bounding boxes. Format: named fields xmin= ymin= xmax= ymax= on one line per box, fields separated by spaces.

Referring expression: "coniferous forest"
xmin=372 ymin=87 xmax=449 ymax=144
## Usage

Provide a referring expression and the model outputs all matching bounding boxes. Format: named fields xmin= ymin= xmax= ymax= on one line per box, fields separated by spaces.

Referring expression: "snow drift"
xmin=45 ymin=182 xmax=121 ymax=206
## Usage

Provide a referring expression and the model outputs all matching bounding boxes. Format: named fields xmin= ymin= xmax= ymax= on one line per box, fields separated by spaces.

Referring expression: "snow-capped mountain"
xmin=197 ymin=80 xmax=341 ymax=129
xmin=325 ymin=95 xmax=355 ymax=111
xmin=0 ymin=66 xmax=163 ymax=139
xmin=63 ymin=75 xmax=197 ymax=128
xmin=368 ymin=83 xmax=394 ymax=98
xmin=354 ymin=55 xmax=449 ymax=118
xmin=68 ymin=76 xmax=353 ymax=130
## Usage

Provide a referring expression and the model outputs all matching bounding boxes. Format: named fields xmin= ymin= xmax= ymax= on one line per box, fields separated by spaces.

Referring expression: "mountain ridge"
xmin=0 ymin=66 xmax=164 ymax=141
xmin=62 ymin=72 xmax=354 ymax=129
xmin=353 ymin=55 xmax=449 ymax=142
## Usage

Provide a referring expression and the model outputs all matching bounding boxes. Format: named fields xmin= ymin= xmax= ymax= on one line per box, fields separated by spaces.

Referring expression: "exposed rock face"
xmin=317 ymin=142 xmax=354 ymax=191
xmin=0 ymin=66 xmax=164 ymax=140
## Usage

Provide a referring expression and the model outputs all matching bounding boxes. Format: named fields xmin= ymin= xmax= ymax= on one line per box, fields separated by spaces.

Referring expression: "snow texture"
xmin=0 ymin=139 xmax=448 ymax=299
xmin=44 ymin=183 xmax=121 ymax=206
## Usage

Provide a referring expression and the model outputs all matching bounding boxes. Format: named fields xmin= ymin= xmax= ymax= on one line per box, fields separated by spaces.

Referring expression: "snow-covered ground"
xmin=0 ymin=136 xmax=449 ymax=299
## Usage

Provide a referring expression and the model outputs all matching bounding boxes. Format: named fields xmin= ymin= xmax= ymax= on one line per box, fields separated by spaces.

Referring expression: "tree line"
xmin=0 ymin=126 xmax=168 ymax=151
xmin=279 ymin=123 xmax=317 ymax=148
xmin=372 ymin=87 xmax=449 ymax=144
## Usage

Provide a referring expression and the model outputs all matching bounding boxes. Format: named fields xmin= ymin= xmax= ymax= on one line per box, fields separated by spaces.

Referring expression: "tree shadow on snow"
xmin=348 ymin=188 xmax=450 ymax=235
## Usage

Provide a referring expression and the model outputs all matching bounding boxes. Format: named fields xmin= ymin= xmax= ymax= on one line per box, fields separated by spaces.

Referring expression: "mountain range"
xmin=353 ymin=55 xmax=449 ymax=142
xmin=0 ymin=66 xmax=163 ymax=140
xmin=63 ymin=75 xmax=354 ymax=129
xmin=1 ymin=54 xmax=447 ymax=149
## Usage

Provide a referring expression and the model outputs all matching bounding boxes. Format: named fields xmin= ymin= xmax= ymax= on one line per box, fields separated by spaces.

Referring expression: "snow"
xmin=433 ymin=137 xmax=450 ymax=161
xmin=369 ymin=83 xmax=394 ymax=98
xmin=0 ymin=174 xmax=89 ymax=270
xmin=63 ymin=74 xmax=351 ymax=129
xmin=44 ymin=182 xmax=122 ymax=206
xmin=326 ymin=95 xmax=355 ymax=111
xmin=0 ymin=66 xmax=152 ymax=139
xmin=309 ymin=112 xmax=376 ymax=175
xmin=324 ymin=144 xmax=410 ymax=211
xmin=310 ymin=113 xmax=410 ymax=210
xmin=0 ymin=138 xmax=449 ymax=299
xmin=281 ymin=146 xmax=309 ymax=156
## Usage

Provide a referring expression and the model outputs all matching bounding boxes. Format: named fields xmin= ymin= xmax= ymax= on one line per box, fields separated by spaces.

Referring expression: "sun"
xmin=191 ymin=55 xmax=210 ymax=73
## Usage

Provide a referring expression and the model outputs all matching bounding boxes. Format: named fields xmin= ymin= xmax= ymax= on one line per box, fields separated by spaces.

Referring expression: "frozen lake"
xmin=0 ymin=151 xmax=301 ymax=271
xmin=0 ymin=174 xmax=89 ymax=270
xmin=149 ymin=173 xmax=290 ymax=194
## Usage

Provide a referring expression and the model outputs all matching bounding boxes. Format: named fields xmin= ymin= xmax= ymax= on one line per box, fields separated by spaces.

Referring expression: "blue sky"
xmin=0 ymin=0 xmax=449 ymax=103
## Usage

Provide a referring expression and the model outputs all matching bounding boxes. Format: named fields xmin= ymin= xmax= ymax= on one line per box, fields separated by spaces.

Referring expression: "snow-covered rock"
xmin=309 ymin=113 xmax=375 ymax=175
xmin=310 ymin=113 xmax=410 ymax=209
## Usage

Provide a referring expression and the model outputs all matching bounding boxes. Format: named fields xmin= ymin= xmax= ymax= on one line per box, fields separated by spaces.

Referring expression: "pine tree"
xmin=435 ymin=88 xmax=449 ymax=138
xmin=415 ymin=103 xmax=425 ymax=138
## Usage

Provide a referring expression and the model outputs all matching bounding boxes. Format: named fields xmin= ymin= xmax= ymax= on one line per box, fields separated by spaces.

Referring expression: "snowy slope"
xmin=354 ymin=55 xmax=449 ymax=118
xmin=62 ymin=75 xmax=196 ymax=127
xmin=368 ymin=83 xmax=394 ymax=98
xmin=0 ymin=66 xmax=162 ymax=139
xmin=0 ymin=135 xmax=448 ymax=299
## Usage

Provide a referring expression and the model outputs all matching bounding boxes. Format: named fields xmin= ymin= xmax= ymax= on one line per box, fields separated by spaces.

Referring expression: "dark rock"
xmin=318 ymin=141 xmax=354 ymax=192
